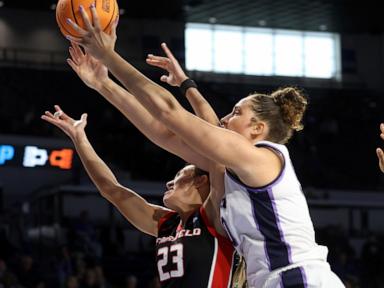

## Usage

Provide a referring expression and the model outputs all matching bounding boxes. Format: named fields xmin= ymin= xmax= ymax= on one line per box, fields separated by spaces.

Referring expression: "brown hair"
xmin=183 ymin=163 xmax=209 ymax=178
xmin=249 ymin=87 xmax=307 ymax=144
xmin=193 ymin=166 xmax=209 ymax=178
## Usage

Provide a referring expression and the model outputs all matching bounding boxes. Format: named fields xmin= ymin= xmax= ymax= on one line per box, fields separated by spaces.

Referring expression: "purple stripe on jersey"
xmin=281 ymin=267 xmax=306 ymax=287
xmin=248 ymin=188 xmax=291 ymax=270
xmin=249 ymin=191 xmax=272 ymax=268
xmin=268 ymin=189 xmax=292 ymax=263
xmin=300 ymin=267 xmax=308 ymax=287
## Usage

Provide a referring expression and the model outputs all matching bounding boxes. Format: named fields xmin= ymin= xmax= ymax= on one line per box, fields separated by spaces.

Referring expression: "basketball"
xmin=56 ymin=0 xmax=119 ymax=37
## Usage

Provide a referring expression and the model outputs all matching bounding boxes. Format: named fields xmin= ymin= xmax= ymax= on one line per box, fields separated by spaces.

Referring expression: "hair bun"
xmin=272 ymin=87 xmax=308 ymax=131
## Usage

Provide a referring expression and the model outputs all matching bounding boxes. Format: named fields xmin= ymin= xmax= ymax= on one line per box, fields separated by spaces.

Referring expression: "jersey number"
xmin=157 ymin=243 xmax=184 ymax=281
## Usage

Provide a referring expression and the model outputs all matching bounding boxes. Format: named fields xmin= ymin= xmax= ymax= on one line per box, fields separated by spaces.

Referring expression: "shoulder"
xmin=229 ymin=141 xmax=285 ymax=188
xmin=158 ymin=211 xmax=179 ymax=233
xmin=255 ymin=140 xmax=288 ymax=156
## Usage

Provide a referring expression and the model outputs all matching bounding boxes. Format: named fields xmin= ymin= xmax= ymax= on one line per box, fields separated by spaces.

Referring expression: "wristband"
xmin=179 ymin=78 xmax=198 ymax=96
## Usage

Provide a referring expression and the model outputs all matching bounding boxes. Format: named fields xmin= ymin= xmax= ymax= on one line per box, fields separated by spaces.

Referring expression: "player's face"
xmin=163 ymin=165 xmax=197 ymax=209
xmin=220 ymin=97 xmax=258 ymax=139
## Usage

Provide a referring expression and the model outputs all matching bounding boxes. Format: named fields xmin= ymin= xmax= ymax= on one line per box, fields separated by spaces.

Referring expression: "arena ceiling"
xmin=185 ymin=0 xmax=383 ymax=33
xmin=1 ymin=0 xmax=382 ymax=33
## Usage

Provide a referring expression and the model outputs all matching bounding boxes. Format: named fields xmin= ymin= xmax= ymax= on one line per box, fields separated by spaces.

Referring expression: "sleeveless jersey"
xmin=219 ymin=141 xmax=329 ymax=286
xmin=156 ymin=206 xmax=235 ymax=288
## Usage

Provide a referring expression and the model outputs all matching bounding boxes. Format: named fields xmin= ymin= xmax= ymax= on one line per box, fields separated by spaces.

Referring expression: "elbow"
xmin=154 ymin=92 xmax=179 ymax=121
xmin=98 ymin=181 xmax=121 ymax=200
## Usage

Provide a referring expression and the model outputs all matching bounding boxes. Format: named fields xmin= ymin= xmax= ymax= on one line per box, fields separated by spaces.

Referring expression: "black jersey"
xmin=156 ymin=206 xmax=235 ymax=288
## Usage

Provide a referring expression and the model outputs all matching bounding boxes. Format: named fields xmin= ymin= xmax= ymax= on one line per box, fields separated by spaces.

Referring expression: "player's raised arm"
xmin=41 ymin=106 xmax=170 ymax=237
xmin=67 ymin=42 xmax=228 ymax=233
xmin=68 ymin=44 xmax=228 ymax=230
xmin=146 ymin=43 xmax=220 ymax=126
xmin=67 ymin=43 xmax=210 ymax=172
xmin=67 ymin=42 xmax=227 ymax=235
xmin=65 ymin=6 xmax=216 ymax=126
xmin=66 ymin=7 xmax=264 ymax=180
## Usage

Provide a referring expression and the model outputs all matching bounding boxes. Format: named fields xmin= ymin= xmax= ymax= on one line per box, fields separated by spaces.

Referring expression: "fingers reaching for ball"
xmin=41 ymin=106 xmax=88 ymax=140
xmin=56 ymin=0 xmax=119 ymax=60
xmin=56 ymin=0 xmax=119 ymax=38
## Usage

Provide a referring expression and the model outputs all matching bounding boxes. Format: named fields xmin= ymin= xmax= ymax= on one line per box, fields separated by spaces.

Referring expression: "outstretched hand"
xmin=67 ymin=42 xmax=108 ymax=91
xmin=41 ymin=105 xmax=88 ymax=141
xmin=376 ymin=123 xmax=384 ymax=173
xmin=66 ymin=3 xmax=118 ymax=61
xmin=146 ymin=43 xmax=188 ymax=87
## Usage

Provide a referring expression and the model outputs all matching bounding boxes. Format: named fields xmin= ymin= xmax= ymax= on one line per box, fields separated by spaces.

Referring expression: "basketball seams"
xmin=103 ymin=0 xmax=116 ymax=33
xmin=56 ymin=9 xmax=78 ymax=37
xmin=71 ymin=0 xmax=81 ymax=25
xmin=56 ymin=0 xmax=118 ymax=38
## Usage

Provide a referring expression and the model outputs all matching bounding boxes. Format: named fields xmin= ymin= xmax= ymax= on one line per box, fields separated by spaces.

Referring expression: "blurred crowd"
xmin=0 ymin=209 xmax=160 ymax=288
xmin=317 ymin=226 xmax=384 ymax=288
xmin=2 ymin=212 xmax=384 ymax=288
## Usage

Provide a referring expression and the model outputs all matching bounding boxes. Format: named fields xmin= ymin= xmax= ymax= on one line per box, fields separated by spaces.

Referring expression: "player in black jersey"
xmin=156 ymin=166 xmax=235 ymax=287
xmin=41 ymin=106 xmax=235 ymax=288
xmin=48 ymin=36 xmax=245 ymax=287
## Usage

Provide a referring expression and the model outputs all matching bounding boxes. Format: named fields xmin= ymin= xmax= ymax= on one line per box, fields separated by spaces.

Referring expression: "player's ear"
xmin=194 ymin=175 xmax=208 ymax=188
xmin=250 ymin=120 xmax=266 ymax=138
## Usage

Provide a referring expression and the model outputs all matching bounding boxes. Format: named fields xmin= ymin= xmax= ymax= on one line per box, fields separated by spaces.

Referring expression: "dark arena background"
xmin=1 ymin=0 xmax=384 ymax=287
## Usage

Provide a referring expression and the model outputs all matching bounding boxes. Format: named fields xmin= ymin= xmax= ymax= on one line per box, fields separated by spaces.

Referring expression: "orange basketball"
xmin=56 ymin=0 xmax=119 ymax=38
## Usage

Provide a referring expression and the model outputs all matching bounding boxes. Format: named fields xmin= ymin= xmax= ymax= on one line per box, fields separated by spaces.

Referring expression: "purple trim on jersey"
xmin=225 ymin=168 xmax=285 ymax=193
xmin=281 ymin=267 xmax=306 ymax=287
xmin=225 ymin=143 xmax=286 ymax=193
xmin=247 ymin=188 xmax=291 ymax=270
xmin=300 ymin=267 xmax=308 ymax=287
xmin=248 ymin=191 xmax=272 ymax=268
xmin=220 ymin=217 xmax=239 ymax=247
xmin=268 ymin=189 xmax=292 ymax=263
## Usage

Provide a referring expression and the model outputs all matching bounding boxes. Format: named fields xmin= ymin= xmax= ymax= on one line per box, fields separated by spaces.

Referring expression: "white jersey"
xmin=220 ymin=141 xmax=330 ymax=287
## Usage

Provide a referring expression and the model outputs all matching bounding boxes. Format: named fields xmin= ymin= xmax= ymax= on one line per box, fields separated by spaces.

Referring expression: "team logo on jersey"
xmin=156 ymin=228 xmax=201 ymax=244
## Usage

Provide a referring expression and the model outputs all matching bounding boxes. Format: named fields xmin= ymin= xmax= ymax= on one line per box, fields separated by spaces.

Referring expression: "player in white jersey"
xmin=146 ymin=48 xmax=344 ymax=287
xmin=220 ymin=139 xmax=342 ymax=287
xmin=67 ymin=11 xmax=344 ymax=287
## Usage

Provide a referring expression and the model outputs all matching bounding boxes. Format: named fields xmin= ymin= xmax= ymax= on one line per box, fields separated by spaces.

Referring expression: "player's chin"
xmin=163 ymin=193 xmax=175 ymax=208
xmin=162 ymin=197 xmax=172 ymax=209
xmin=163 ymin=193 xmax=171 ymax=204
